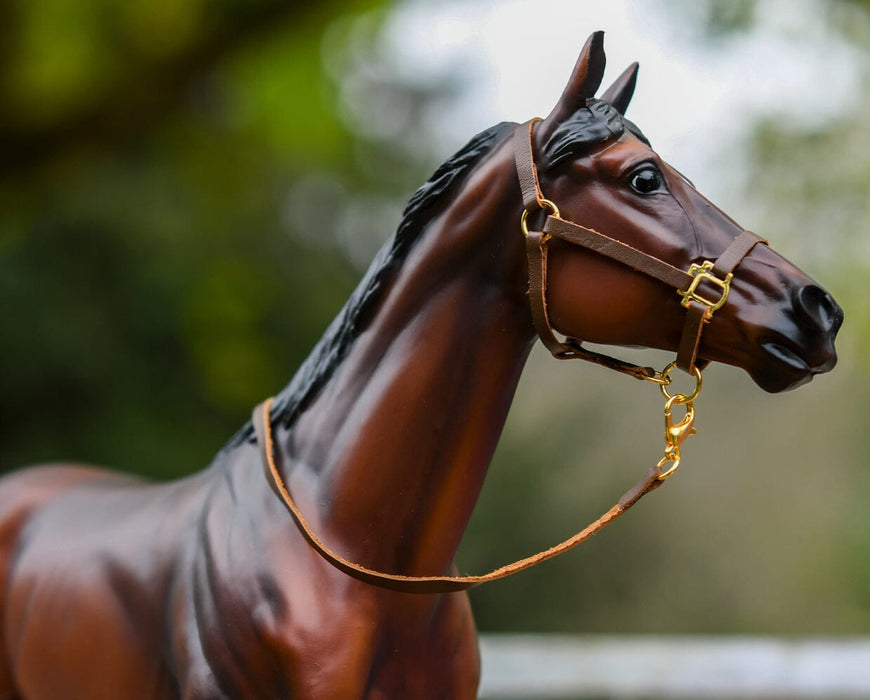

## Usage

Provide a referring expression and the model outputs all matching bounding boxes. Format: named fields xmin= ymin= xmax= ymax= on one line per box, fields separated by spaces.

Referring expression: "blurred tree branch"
xmin=0 ymin=0 xmax=396 ymax=475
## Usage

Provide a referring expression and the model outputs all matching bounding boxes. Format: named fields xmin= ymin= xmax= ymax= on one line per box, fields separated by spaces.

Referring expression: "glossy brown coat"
xmin=0 ymin=33 xmax=841 ymax=698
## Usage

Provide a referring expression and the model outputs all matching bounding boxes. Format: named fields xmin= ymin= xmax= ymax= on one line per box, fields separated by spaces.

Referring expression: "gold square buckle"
xmin=678 ymin=261 xmax=733 ymax=312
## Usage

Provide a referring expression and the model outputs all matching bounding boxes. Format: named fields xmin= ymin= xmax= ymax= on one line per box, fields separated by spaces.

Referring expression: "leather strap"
xmin=514 ymin=117 xmax=546 ymax=210
xmin=253 ymin=398 xmax=666 ymax=594
xmin=543 ymin=216 xmax=694 ymax=291
xmin=676 ymin=302 xmax=710 ymax=373
xmin=713 ymin=230 xmax=765 ymax=278
xmin=526 ymin=230 xmax=563 ymax=356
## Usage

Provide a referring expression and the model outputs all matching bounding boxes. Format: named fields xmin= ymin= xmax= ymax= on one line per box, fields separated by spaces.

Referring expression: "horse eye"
xmin=629 ymin=166 xmax=664 ymax=195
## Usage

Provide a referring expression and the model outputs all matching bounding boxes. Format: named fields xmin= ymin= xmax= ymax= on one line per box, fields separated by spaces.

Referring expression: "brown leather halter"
xmin=251 ymin=119 xmax=766 ymax=594
xmin=516 ymin=118 xmax=766 ymax=378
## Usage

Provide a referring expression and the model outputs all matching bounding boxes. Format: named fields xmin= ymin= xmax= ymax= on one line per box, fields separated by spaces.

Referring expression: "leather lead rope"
xmin=253 ymin=398 xmax=665 ymax=594
xmin=251 ymin=119 xmax=767 ymax=595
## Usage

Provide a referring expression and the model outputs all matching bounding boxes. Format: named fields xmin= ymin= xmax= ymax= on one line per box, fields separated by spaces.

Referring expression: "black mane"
xmin=223 ymin=100 xmax=644 ymax=452
xmin=222 ymin=121 xmax=514 ymax=451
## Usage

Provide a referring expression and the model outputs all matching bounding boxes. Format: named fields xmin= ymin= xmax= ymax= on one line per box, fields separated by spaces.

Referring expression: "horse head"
xmin=523 ymin=31 xmax=842 ymax=392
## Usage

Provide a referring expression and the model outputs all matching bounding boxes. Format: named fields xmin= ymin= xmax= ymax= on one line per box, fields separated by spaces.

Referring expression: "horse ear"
xmin=545 ymin=31 xmax=606 ymax=125
xmin=601 ymin=62 xmax=639 ymax=115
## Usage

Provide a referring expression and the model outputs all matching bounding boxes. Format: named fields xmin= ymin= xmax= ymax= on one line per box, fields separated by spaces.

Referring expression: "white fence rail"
xmin=479 ymin=635 xmax=870 ymax=698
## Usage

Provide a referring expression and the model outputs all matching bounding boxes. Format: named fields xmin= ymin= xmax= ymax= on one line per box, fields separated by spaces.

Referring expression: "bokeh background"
xmin=2 ymin=0 xmax=868 ymax=637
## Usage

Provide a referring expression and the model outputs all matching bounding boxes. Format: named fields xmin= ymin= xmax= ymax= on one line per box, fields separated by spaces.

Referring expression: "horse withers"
xmin=0 ymin=32 xmax=841 ymax=699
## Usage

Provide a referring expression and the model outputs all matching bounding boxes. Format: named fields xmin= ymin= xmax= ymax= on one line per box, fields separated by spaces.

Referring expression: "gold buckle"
xmin=678 ymin=261 xmax=733 ymax=312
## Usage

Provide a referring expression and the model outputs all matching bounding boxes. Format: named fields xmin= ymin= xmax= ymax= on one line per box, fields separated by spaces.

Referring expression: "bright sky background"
xmin=379 ymin=0 xmax=860 ymax=203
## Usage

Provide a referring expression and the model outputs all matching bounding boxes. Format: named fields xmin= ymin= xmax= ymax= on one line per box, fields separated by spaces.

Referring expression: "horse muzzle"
xmin=753 ymin=284 xmax=843 ymax=393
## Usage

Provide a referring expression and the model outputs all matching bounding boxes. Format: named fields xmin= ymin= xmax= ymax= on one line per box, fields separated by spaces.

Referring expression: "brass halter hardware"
xmin=679 ymin=261 xmax=733 ymax=313
xmin=660 ymin=361 xmax=703 ymax=403
xmin=520 ymin=198 xmax=560 ymax=238
xmin=655 ymin=362 xmax=702 ymax=480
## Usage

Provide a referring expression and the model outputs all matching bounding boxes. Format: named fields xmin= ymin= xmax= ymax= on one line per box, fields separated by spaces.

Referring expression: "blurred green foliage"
xmin=0 ymin=0 xmax=395 ymax=475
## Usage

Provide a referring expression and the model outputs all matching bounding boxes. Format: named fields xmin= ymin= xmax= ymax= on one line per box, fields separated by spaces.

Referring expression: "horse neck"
xmin=272 ymin=138 xmax=535 ymax=577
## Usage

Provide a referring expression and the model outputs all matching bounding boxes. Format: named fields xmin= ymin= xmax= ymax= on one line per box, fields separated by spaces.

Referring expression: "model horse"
xmin=0 ymin=33 xmax=841 ymax=699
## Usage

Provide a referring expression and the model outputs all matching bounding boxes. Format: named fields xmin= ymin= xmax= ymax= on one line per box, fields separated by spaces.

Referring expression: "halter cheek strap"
xmin=514 ymin=119 xmax=766 ymax=378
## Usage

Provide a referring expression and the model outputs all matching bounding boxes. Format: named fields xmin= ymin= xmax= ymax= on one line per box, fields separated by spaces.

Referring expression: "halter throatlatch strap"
xmin=514 ymin=119 xmax=766 ymax=376
xmin=253 ymin=398 xmax=665 ymax=594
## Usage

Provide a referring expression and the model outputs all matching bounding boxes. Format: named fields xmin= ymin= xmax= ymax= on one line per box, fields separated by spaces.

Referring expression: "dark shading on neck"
xmin=220 ymin=121 xmax=515 ymax=453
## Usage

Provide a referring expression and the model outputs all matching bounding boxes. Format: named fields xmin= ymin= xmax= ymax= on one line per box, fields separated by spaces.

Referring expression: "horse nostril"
xmin=797 ymin=285 xmax=844 ymax=334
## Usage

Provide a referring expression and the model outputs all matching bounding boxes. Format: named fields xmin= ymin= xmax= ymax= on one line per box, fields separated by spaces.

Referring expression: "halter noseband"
xmin=514 ymin=118 xmax=766 ymax=382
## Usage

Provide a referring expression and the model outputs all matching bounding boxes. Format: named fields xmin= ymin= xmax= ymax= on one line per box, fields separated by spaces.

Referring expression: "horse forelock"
xmin=544 ymin=99 xmax=650 ymax=169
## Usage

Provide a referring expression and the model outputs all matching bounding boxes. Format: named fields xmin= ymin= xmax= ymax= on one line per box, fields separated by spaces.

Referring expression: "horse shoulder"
xmin=187 ymin=448 xmax=483 ymax=698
